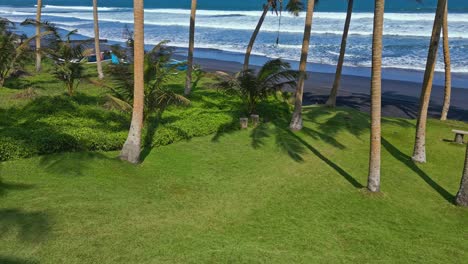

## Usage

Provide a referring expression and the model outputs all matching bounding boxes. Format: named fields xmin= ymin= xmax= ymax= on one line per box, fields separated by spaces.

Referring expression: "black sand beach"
xmin=192 ymin=56 xmax=468 ymax=122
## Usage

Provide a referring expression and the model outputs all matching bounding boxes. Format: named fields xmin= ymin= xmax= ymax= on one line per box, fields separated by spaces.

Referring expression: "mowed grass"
xmin=1 ymin=106 xmax=467 ymax=263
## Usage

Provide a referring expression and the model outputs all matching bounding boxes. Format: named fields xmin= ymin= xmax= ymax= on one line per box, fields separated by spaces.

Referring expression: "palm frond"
xmin=104 ymin=94 xmax=133 ymax=112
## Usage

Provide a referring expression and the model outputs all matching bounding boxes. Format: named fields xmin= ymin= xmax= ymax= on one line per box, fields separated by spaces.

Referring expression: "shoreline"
xmin=184 ymin=55 xmax=468 ymax=121
xmin=10 ymin=23 xmax=468 ymax=121
xmin=173 ymin=46 xmax=468 ymax=89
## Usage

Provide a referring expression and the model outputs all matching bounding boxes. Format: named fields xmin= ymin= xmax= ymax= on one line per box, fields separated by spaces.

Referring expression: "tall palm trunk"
xmin=412 ymin=0 xmax=447 ymax=163
xmin=367 ymin=0 xmax=385 ymax=193
xmin=35 ymin=0 xmax=42 ymax=72
xmin=290 ymin=0 xmax=316 ymax=131
xmin=325 ymin=0 xmax=354 ymax=107
xmin=243 ymin=3 xmax=271 ymax=71
xmin=120 ymin=0 xmax=145 ymax=164
xmin=93 ymin=0 xmax=104 ymax=79
xmin=184 ymin=0 xmax=197 ymax=96
xmin=440 ymin=2 xmax=451 ymax=121
xmin=456 ymin=144 xmax=468 ymax=206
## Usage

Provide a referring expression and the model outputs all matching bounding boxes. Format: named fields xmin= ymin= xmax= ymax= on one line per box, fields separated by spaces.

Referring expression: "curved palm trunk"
xmin=412 ymin=0 xmax=447 ymax=163
xmin=440 ymin=3 xmax=451 ymax=121
xmin=120 ymin=0 xmax=145 ymax=164
xmin=367 ymin=0 xmax=385 ymax=193
xmin=93 ymin=0 xmax=104 ymax=79
xmin=325 ymin=0 xmax=354 ymax=107
xmin=243 ymin=3 xmax=271 ymax=72
xmin=35 ymin=0 xmax=42 ymax=72
xmin=184 ymin=0 xmax=197 ymax=96
xmin=456 ymin=144 xmax=468 ymax=206
xmin=290 ymin=0 xmax=316 ymax=131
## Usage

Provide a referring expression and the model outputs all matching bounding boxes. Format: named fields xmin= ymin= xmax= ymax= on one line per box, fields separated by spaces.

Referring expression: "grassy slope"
xmin=1 ymin=106 xmax=467 ymax=263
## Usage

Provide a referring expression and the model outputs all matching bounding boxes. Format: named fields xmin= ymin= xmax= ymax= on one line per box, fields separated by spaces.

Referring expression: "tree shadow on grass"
xmin=0 ymin=181 xmax=34 ymax=197
xmin=0 ymin=209 xmax=51 ymax=243
xmin=0 ymin=256 xmax=39 ymax=264
xmin=381 ymin=137 xmax=454 ymax=203
xmin=248 ymin=105 xmax=364 ymax=188
xmin=38 ymin=152 xmax=116 ymax=177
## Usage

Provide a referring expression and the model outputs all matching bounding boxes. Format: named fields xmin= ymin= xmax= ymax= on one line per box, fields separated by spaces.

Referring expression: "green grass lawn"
xmin=1 ymin=105 xmax=467 ymax=263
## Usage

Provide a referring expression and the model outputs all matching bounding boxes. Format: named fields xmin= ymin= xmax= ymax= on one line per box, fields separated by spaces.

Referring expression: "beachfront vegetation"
xmin=35 ymin=0 xmax=43 ymax=72
xmin=215 ymin=59 xmax=298 ymax=115
xmin=184 ymin=0 xmax=197 ymax=96
xmin=1 ymin=0 xmax=467 ymax=262
xmin=412 ymin=0 xmax=448 ymax=164
xmin=0 ymin=19 xmax=32 ymax=88
xmin=325 ymin=0 xmax=354 ymax=107
xmin=290 ymin=0 xmax=316 ymax=131
xmin=45 ymin=30 xmax=90 ymax=96
xmin=105 ymin=41 xmax=190 ymax=117
xmin=367 ymin=0 xmax=385 ymax=192
xmin=120 ymin=0 xmax=145 ymax=164
xmin=0 ymin=60 xmax=244 ymax=162
xmin=243 ymin=0 xmax=304 ymax=72
xmin=2 ymin=101 xmax=468 ymax=263
xmin=92 ymin=0 xmax=104 ymax=80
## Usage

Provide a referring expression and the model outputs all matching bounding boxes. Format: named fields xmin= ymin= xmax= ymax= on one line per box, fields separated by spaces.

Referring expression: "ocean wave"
xmin=42 ymin=5 xmax=123 ymax=12
xmin=35 ymin=6 xmax=468 ymax=23
xmin=33 ymin=12 xmax=468 ymax=39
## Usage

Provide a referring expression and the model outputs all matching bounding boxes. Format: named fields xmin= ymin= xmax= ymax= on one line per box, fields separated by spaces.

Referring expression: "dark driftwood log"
xmin=250 ymin=114 xmax=260 ymax=127
xmin=239 ymin=118 xmax=248 ymax=129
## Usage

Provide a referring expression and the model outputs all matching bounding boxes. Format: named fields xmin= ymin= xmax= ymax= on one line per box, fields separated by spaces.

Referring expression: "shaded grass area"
xmin=0 ymin=62 xmax=270 ymax=161
xmin=1 ymin=106 xmax=467 ymax=263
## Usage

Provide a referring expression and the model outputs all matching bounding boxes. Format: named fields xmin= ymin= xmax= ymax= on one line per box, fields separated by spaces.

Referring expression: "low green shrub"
xmin=0 ymin=87 xmax=288 ymax=161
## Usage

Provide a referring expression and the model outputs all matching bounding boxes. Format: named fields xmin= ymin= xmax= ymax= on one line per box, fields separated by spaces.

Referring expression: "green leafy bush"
xmin=0 ymin=64 xmax=289 ymax=161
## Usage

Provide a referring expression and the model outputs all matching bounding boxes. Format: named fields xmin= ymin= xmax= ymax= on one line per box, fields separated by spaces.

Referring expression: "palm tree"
xmin=289 ymin=0 xmax=316 ymax=131
xmin=440 ymin=2 xmax=451 ymax=121
xmin=216 ymin=59 xmax=298 ymax=115
xmin=35 ymin=0 xmax=42 ymax=72
xmin=120 ymin=0 xmax=145 ymax=164
xmin=456 ymin=144 xmax=468 ymax=206
xmin=243 ymin=0 xmax=303 ymax=71
xmin=367 ymin=0 xmax=385 ymax=193
xmin=325 ymin=0 xmax=354 ymax=107
xmin=93 ymin=0 xmax=104 ymax=79
xmin=0 ymin=19 xmax=38 ymax=87
xmin=184 ymin=0 xmax=197 ymax=96
xmin=412 ymin=0 xmax=447 ymax=163
xmin=105 ymin=41 xmax=190 ymax=118
xmin=44 ymin=29 xmax=91 ymax=96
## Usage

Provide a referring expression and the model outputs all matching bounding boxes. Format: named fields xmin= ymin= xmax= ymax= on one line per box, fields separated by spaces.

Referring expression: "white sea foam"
xmin=1 ymin=5 xmax=467 ymax=74
xmin=42 ymin=5 xmax=123 ymax=12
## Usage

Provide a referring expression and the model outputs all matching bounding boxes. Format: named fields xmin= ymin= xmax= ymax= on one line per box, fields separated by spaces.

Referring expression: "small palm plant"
xmin=105 ymin=41 xmax=190 ymax=119
xmin=0 ymin=18 xmax=35 ymax=87
xmin=46 ymin=30 xmax=92 ymax=96
xmin=216 ymin=59 xmax=298 ymax=115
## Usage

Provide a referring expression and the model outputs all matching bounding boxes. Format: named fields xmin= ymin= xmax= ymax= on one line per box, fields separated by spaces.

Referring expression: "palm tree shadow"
xmin=0 ymin=181 xmax=35 ymax=197
xmin=0 ymin=208 xmax=51 ymax=243
xmin=287 ymin=129 xmax=364 ymax=188
xmin=0 ymin=256 xmax=39 ymax=264
xmin=381 ymin=137 xmax=454 ymax=203
xmin=250 ymin=122 xmax=363 ymax=188
xmin=38 ymin=152 xmax=115 ymax=177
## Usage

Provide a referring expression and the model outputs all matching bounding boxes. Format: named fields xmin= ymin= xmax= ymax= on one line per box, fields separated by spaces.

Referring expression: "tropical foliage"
xmin=105 ymin=41 xmax=190 ymax=119
xmin=216 ymin=59 xmax=298 ymax=115
xmin=0 ymin=18 xmax=32 ymax=87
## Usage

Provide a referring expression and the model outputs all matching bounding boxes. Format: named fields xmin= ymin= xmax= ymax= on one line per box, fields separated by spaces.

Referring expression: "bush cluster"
xmin=0 ymin=89 xmax=264 ymax=161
